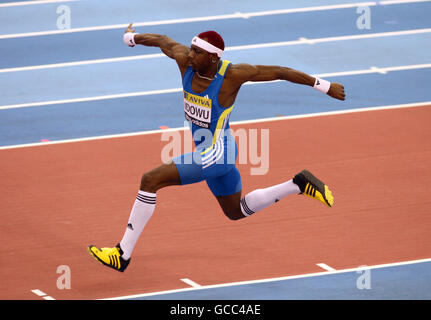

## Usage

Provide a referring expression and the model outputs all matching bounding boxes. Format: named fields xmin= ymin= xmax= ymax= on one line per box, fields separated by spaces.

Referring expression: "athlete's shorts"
xmin=172 ymin=135 xmax=242 ymax=196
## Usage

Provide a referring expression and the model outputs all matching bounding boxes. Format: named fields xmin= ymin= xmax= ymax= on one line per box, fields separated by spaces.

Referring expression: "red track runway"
xmin=1 ymin=105 xmax=430 ymax=300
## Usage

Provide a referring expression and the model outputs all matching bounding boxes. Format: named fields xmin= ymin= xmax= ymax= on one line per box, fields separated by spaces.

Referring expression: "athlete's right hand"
xmin=125 ymin=23 xmax=135 ymax=34
xmin=123 ymin=23 xmax=137 ymax=47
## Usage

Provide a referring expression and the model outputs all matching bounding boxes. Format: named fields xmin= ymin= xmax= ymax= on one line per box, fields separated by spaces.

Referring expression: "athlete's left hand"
xmin=327 ymin=83 xmax=346 ymax=101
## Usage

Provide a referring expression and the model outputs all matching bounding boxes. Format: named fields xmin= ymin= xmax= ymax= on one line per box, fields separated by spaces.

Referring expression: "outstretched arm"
xmin=123 ymin=23 xmax=190 ymax=75
xmin=228 ymin=63 xmax=346 ymax=101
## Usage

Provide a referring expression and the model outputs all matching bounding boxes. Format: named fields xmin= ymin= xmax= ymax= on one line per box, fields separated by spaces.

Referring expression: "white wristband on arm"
xmin=123 ymin=32 xmax=137 ymax=47
xmin=313 ymin=77 xmax=331 ymax=94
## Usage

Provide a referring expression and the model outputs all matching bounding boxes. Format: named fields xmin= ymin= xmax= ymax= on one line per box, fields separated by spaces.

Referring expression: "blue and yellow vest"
xmin=182 ymin=60 xmax=234 ymax=157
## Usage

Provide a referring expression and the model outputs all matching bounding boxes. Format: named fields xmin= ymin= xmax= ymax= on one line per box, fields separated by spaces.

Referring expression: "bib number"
xmin=184 ymin=91 xmax=212 ymax=128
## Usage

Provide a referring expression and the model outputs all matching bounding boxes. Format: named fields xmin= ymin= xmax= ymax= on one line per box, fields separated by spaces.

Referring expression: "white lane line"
xmin=0 ymin=87 xmax=183 ymax=110
xmin=379 ymin=0 xmax=430 ymax=4
xmin=298 ymin=37 xmax=316 ymax=45
xmin=2 ymin=27 xmax=431 ymax=74
xmin=1 ymin=0 xmax=429 ymax=39
xmin=370 ymin=66 xmax=388 ymax=74
xmin=31 ymin=289 xmax=56 ymax=300
xmin=31 ymin=289 xmax=47 ymax=297
xmin=101 ymin=257 xmax=431 ymax=300
xmin=227 ymin=28 xmax=431 ymax=51
xmin=1 ymin=62 xmax=430 ymax=111
xmin=0 ymin=0 xmax=79 ymax=8
xmin=181 ymin=278 xmax=202 ymax=288
xmin=316 ymin=263 xmax=337 ymax=271
xmin=1 ymin=100 xmax=430 ymax=151
xmin=0 ymin=53 xmax=165 ymax=74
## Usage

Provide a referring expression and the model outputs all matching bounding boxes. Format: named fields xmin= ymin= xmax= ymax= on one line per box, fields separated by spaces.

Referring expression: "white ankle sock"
xmin=120 ymin=190 xmax=156 ymax=260
xmin=240 ymin=179 xmax=300 ymax=216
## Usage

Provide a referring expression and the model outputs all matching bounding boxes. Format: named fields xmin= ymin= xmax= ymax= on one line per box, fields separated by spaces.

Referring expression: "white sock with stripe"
xmin=240 ymin=179 xmax=300 ymax=216
xmin=119 ymin=190 xmax=156 ymax=260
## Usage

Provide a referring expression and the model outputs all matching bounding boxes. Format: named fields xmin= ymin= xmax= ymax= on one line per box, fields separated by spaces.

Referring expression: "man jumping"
xmin=88 ymin=24 xmax=346 ymax=272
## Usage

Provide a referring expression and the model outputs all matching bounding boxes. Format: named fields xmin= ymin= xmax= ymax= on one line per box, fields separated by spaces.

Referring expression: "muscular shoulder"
xmin=225 ymin=63 xmax=259 ymax=84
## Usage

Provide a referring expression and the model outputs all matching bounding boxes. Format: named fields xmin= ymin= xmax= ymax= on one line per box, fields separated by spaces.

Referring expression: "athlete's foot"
xmin=293 ymin=169 xmax=334 ymax=207
xmin=88 ymin=243 xmax=130 ymax=272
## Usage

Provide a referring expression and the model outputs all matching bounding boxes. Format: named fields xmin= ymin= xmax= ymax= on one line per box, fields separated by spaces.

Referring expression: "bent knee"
xmin=140 ymin=172 xmax=159 ymax=193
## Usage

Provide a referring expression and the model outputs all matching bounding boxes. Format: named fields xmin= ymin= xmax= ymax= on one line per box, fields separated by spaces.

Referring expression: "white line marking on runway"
xmin=31 ymin=289 xmax=55 ymax=300
xmin=316 ymin=263 xmax=337 ymax=271
xmin=379 ymin=0 xmax=430 ymax=4
xmin=101 ymin=257 xmax=431 ymax=300
xmin=0 ymin=54 xmax=165 ymax=74
xmin=31 ymin=289 xmax=47 ymax=297
xmin=298 ymin=37 xmax=315 ymax=45
xmin=1 ymin=100 xmax=430 ymax=151
xmin=227 ymin=28 xmax=431 ymax=51
xmin=1 ymin=1 xmax=429 ymax=39
xmin=370 ymin=66 xmax=388 ymax=74
xmin=0 ymin=0 xmax=79 ymax=8
xmin=1 ymin=62 xmax=430 ymax=111
xmin=234 ymin=12 xmax=251 ymax=19
xmin=0 ymin=88 xmax=183 ymax=110
xmin=2 ymin=28 xmax=431 ymax=74
xmin=181 ymin=278 xmax=202 ymax=288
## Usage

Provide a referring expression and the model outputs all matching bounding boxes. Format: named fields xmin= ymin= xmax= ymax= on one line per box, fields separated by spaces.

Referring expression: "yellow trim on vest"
xmin=218 ymin=60 xmax=230 ymax=77
xmin=200 ymin=104 xmax=234 ymax=155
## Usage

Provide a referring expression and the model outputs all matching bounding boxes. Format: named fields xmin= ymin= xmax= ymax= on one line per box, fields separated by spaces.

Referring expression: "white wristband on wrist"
xmin=313 ymin=77 xmax=331 ymax=94
xmin=123 ymin=32 xmax=137 ymax=47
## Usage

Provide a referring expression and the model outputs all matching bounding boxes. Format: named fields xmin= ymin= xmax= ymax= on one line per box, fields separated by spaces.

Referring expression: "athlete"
xmin=88 ymin=24 xmax=346 ymax=272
